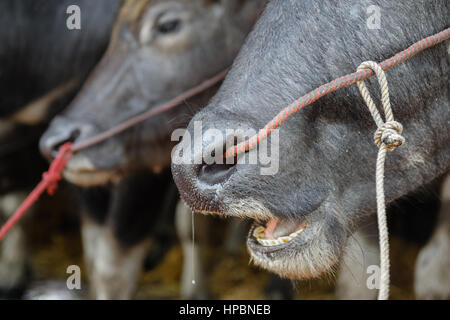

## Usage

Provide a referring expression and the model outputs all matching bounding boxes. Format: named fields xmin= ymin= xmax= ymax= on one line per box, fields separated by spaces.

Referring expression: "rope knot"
xmin=42 ymin=171 xmax=61 ymax=195
xmin=374 ymin=121 xmax=405 ymax=151
xmin=356 ymin=61 xmax=406 ymax=154
xmin=43 ymin=142 xmax=73 ymax=196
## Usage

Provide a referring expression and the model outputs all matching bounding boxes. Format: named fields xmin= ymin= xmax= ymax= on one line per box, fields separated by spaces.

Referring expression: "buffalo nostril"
xmin=198 ymin=162 xmax=237 ymax=185
xmin=51 ymin=128 xmax=81 ymax=154
xmin=197 ymin=138 xmax=239 ymax=185
xmin=41 ymin=127 xmax=81 ymax=159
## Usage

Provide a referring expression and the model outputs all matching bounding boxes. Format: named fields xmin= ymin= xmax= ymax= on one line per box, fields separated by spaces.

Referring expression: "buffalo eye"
xmin=157 ymin=19 xmax=181 ymax=34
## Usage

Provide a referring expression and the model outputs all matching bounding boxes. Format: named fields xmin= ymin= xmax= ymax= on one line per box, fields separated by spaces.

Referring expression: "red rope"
xmin=225 ymin=28 xmax=450 ymax=158
xmin=0 ymin=142 xmax=73 ymax=241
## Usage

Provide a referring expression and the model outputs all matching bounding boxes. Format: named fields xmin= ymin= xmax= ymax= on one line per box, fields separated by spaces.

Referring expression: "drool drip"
xmin=191 ymin=210 xmax=196 ymax=285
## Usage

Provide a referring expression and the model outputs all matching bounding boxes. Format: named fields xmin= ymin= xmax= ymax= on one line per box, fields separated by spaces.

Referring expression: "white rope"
xmin=356 ymin=61 xmax=405 ymax=300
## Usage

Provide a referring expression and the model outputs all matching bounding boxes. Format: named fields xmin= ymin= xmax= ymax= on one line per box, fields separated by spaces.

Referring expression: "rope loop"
xmin=356 ymin=60 xmax=406 ymax=151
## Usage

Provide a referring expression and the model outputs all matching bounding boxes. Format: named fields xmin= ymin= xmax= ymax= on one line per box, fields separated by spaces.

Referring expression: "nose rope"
xmin=224 ymin=28 xmax=449 ymax=159
xmin=356 ymin=60 xmax=405 ymax=300
xmin=70 ymin=70 xmax=228 ymax=152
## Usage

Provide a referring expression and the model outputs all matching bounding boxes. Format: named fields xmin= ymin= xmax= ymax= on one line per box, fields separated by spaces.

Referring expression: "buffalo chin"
xmin=182 ymin=190 xmax=346 ymax=280
xmin=246 ymin=209 xmax=347 ymax=280
xmin=247 ymin=241 xmax=339 ymax=280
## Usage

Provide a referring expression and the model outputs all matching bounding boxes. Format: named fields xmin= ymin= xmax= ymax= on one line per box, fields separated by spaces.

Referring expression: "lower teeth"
xmin=253 ymin=224 xmax=305 ymax=246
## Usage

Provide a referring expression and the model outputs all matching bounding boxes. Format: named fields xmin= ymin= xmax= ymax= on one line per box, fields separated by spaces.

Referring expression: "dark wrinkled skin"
xmin=172 ymin=0 xmax=449 ymax=279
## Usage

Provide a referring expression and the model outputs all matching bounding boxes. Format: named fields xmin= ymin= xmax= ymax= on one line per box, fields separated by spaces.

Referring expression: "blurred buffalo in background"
xmin=40 ymin=0 xmax=285 ymax=299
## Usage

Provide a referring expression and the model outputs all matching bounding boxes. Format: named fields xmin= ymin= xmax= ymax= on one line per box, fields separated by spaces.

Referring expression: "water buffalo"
xmin=40 ymin=0 xmax=270 ymax=299
xmin=171 ymin=0 xmax=449 ymax=298
xmin=0 ymin=0 xmax=120 ymax=298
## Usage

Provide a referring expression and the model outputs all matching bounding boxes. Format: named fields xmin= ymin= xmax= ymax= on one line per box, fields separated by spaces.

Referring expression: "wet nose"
xmin=194 ymin=134 xmax=241 ymax=186
xmin=197 ymin=149 xmax=237 ymax=185
xmin=39 ymin=116 xmax=90 ymax=159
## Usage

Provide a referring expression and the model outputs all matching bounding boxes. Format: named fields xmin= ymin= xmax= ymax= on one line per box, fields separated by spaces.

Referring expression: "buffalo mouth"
xmin=177 ymin=181 xmax=336 ymax=279
xmin=62 ymin=155 xmax=121 ymax=187
xmin=63 ymin=167 xmax=120 ymax=187
xmin=173 ymin=159 xmax=337 ymax=279
xmin=180 ymin=190 xmax=317 ymax=257
xmin=248 ymin=218 xmax=307 ymax=251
